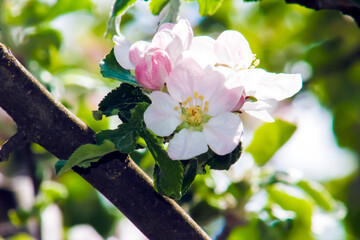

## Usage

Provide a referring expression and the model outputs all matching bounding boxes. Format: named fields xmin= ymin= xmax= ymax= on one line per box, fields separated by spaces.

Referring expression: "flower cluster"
xmin=113 ymin=19 xmax=302 ymax=160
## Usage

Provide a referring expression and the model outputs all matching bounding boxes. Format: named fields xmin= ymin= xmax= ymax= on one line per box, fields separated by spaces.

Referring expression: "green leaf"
xmin=9 ymin=0 xmax=92 ymax=25
xmin=96 ymin=123 xmax=139 ymax=154
xmin=99 ymin=48 xmax=137 ymax=85
xmin=246 ymin=119 xmax=297 ymax=166
xmin=149 ymin=0 xmax=170 ymax=15
xmin=267 ymin=184 xmax=313 ymax=226
xmin=297 ymin=180 xmax=335 ymax=211
xmin=153 ymin=164 xmax=179 ymax=199
xmin=198 ymin=0 xmax=224 ymax=16
xmin=228 ymin=219 xmax=260 ymax=240
xmin=206 ymin=141 xmax=243 ymax=170
xmin=8 ymin=209 xmax=31 ymax=227
xmin=55 ymin=160 xmax=67 ymax=175
xmin=134 ymin=103 xmax=184 ymax=199
xmin=98 ymin=83 xmax=150 ymax=122
xmin=105 ymin=0 xmax=137 ymax=37
xmin=56 ymin=140 xmax=117 ymax=176
xmin=111 ymin=0 xmax=137 ymax=18
xmin=39 ymin=181 xmax=68 ymax=203
xmin=21 ymin=28 xmax=62 ymax=67
xmin=181 ymin=160 xmax=198 ymax=194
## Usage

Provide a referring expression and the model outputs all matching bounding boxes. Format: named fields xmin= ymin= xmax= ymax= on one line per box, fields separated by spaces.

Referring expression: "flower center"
xmin=174 ymin=91 xmax=210 ymax=127
xmin=185 ymin=106 xmax=202 ymax=125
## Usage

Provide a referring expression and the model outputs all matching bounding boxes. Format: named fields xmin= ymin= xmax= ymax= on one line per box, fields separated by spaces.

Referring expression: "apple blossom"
xmin=211 ymin=30 xmax=302 ymax=122
xmin=144 ymin=57 xmax=244 ymax=160
xmin=113 ymin=19 xmax=193 ymax=90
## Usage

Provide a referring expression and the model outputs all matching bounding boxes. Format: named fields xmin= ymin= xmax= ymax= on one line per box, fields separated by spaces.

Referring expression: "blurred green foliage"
xmin=246 ymin=119 xmax=297 ymax=166
xmin=0 ymin=0 xmax=360 ymax=239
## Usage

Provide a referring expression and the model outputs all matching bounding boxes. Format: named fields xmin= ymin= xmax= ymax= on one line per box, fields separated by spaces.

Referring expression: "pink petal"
xmin=203 ymin=112 xmax=243 ymax=155
xmin=129 ymin=41 xmax=151 ymax=66
xmin=135 ymin=49 xmax=171 ymax=90
xmin=168 ymin=58 xmax=244 ymax=115
xmin=158 ymin=22 xmax=176 ymax=31
xmin=168 ymin=129 xmax=208 ymax=160
xmin=144 ymin=91 xmax=182 ymax=136
xmin=113 ymin=35 xmax=134 ymax=70
xmin=214 ymin=30 xmax=253 ymax=70
xmin=152 ymin=29 xmax=177 ymax=50
xmin=152 ymin=29 xmax=183 ymax=62
xmin=153 ymin=19 xmax=193 ymax=63
xmin=171 ymin=19 xmax=193 ymax=50
xmin=167 ymin=57 xmax=205 ymax=102
xmin=232 ymin=92 xmax=246 ymax=111
xmin=202 ymin=68 xmax=244 ymax=116
xmin=232 ymin=88 xmax=246 ymax=111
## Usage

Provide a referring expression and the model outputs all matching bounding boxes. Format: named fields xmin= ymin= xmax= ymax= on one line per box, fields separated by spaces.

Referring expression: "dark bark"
xmin=285 ymin=0 xmax=360 ymax=27
xmin=0 ymin=43 xmax=210 ymax=240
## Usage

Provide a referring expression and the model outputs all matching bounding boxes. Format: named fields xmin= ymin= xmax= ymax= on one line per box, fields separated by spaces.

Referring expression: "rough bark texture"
xmin=285 ymin=0 xmax=360 ymax=26
xmin=0 ymin=43 xmax=211 ymax=240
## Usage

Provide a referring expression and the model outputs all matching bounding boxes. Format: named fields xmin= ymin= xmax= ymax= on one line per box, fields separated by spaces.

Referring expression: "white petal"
xmin=214 ymin=30 xmax=253 ymax=70
xmin=203 ymin=112 xmax=243 ymax=155
xmin=257 ymin=70 xmax=302 ymax=101
xmin=188 ymin=36 xmax=216 ymax=66
xmin=242 ymin=100 xmax=272 ymax=111
xmin=168 ymin=129 xmax=208 ymax=160
xmin=240 ymin=69 xmax=302 ymax=101
xmin=144 ymin=91 xmax=182 ymax=136
xmin=244 ymin=109 xmax=275 ymax=122
xmin=113 ymin=35 xmax=135 ymax=70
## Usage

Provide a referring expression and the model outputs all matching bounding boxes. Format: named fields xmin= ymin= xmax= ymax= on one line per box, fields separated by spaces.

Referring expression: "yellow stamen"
xmin=249 ymin=66 xmax=255 ymax=69
xmin=204 ymin=101 xmax=209 ymax=112
xmin=199 ymin=95 xmax=204 ymax=101
xmin=185 ymin=106 xmax=202 ymax=125
xmin=174 ymin=106 xmax=179 ymax=111
xmin=253 ymin=59 xmax=260 ymax=67
xmin=194 ymin=92 xmax=199 ymax=98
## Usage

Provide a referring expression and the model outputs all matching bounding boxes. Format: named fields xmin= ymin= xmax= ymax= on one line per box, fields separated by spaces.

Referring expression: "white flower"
xmin=144 ymin=57 xmax=244 ymax=160
xmin=213 ymin=31 xmax=302 ymax=122
xmin=185 ymin=30 xmax=303 ymax=122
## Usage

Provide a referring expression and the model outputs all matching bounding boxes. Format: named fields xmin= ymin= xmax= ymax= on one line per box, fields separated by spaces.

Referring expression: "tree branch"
xmin=0 ymin=43 xmax=210 ymax=240
xmin=285 ymin=0 xmax=360 ymax=27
